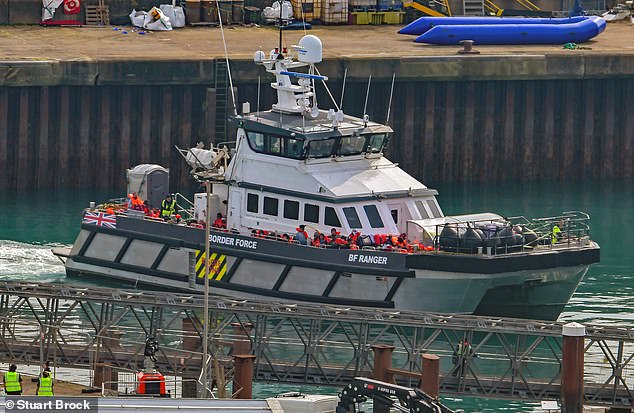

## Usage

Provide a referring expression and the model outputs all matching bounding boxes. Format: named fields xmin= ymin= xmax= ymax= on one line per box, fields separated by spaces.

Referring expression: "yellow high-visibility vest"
xmin=4 ymin=371 xmax=21 ymax=393
xmin=37 ymin=376 xmax=54 ymax=396
xmin=552 ymin=225 xmax=562 ymax=244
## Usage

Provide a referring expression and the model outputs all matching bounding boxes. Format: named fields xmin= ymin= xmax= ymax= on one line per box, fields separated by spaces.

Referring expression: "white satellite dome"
xmin=254 ymin=50 xmax=266 ymax=63
xmin=298 ymin=35 xmax=322 ymax=64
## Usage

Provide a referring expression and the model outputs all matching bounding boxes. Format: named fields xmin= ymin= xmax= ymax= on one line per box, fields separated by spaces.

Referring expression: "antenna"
xmin=386 ymin=73 xmax=395 ymax=125
xmin=300 ymin=0 xmax=307 ymax=35
xmin=339 ymin=67 xmax=348 ymax=110
xmin=216 ymin=0 xmax=237 ymax=116
xmin=315 ymin=66 xmax=340 ymax=111
xmin=278 ymin=1 xmax=283 ymax=53
xmin=256 ymin=75 xmax=261 ymax=121
xmin=363 ymin=74 xmax=372 ymax=126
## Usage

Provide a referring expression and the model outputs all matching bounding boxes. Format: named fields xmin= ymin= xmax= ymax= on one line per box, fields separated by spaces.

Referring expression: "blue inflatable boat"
xmin=412 ymin=16 xmax=606 ymax=45
xmin=399 ymin=16 xmax=588 ymax=35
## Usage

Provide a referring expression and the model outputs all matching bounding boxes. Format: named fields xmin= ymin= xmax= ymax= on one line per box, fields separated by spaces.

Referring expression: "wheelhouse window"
xmin=263 ymin=197 xmax=279 ymax=216
xmin=363 ymin=205 xmax=384 ymax=228
xmin=304 ymin=203 xmax=319 ymax=223
xmin=427 ymin=200 xmax=441 ymax=218
xmin=324 ymin=207 xmax=342 ymax=227
xmin=283 ymin=200 xmax=299 ymax=220
xmin=415 ymin=200 xmax=430 ymax=219
xmin=343 ymin=207 xmax=362 ymax=229
xmin=247 ymin=193 xmax=259 ymax=213
xmin=337 ymin=135 xmax=366 ymax=156
xmin=307 ymin=138 xmax=335 ymax=158
xmin=366 ymin=134 xmax=387 ymax=154
xmin=390 ymin=209 xmax=398 ymax=224
xmin=246 ymin=131 xmax=305 ymax=159
xmin=247 ymin=132 xmax=265 ymax=151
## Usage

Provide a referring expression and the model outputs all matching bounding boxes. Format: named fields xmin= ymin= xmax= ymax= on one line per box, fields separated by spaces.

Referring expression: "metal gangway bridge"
xmin=0 ymin=282 xmax=632 ymax=409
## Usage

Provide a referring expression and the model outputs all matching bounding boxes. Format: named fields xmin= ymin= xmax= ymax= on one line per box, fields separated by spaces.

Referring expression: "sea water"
xmin=0 ymin=181 xmax=631 ymax=412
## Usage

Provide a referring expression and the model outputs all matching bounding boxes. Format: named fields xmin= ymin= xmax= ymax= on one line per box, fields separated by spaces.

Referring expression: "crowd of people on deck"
xmin=249 ymin=225 xmax=433 ymax=253
xmin=108 ymin=193 xmax=433 ymax=253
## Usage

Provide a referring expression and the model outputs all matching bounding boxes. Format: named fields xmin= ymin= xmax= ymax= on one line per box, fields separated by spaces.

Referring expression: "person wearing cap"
xmin=295 ymin=224 xmax=309 ymax=245
xmin=160 ymin=194 xmax=177 ymax=220
xmin=4 ymin=364 xmax=22 ymax=395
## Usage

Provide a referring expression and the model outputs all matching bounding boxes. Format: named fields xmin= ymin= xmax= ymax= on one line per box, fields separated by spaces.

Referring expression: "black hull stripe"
xmin=81 ymin=223 xmax=414 ymax=278
xmin=82 ymin=221 xmax=600 ymax=275
xmin=204 ymin=243 xmax=414 ymax=277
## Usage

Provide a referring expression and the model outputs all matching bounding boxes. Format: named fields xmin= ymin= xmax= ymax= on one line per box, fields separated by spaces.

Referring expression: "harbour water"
xmin=0 ymin=180 xmax=631 ymax=411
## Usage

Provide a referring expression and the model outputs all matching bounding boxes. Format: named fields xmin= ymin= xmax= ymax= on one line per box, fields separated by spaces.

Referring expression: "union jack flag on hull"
xmin=83 ymin=212 xmax=117 ymax=229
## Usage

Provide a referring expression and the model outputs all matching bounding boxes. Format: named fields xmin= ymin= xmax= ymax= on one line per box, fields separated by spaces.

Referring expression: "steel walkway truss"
xmin=0 ymin=282 xmax=631 ymax=408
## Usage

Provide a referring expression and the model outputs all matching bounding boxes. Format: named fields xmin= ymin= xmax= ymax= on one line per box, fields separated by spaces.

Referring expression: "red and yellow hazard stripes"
xmin=196 ymin=250 xmax=228 ymax=280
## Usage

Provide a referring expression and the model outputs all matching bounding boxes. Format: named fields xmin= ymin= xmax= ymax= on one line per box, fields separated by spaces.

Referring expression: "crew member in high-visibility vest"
xmin=36 ymin=370 xmax=54 ymax=396
xmin=160 ymin=194 xmax=177 ymax=220
xmin=452 ymin=339 xmax=475 ymax=377
xmin=4 ymin=364 xmax=22 ymax=395
xmin=552 ymin=221 xmax=563 ymax=244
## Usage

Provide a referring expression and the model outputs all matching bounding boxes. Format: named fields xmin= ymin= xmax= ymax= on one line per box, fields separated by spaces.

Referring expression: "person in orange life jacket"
xmin=295 ymin=225 xmax=309 ymax=245
xmin=142 ymin=200 xmax=151 ymax=215
xmin=212 ymin=213 xmax=226 ymax=229
xmin=329 ymin=228 xmax=344 ymax=245
xmin=311 ymin=231 xmax=321 ymax=247
xmin=329 ymin=228 xmax=340 ymax=246
xmin=398 ymin=233 xmax=409 ymax=250
xmin=349 ymin=230 xmax=360 ymax=245
xmin=127 ymin=193 xmax=144 ymax=210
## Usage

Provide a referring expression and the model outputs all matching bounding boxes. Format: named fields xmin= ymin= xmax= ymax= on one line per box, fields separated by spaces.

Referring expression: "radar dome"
xmin=298 ymin=35 xmax=322 ymax=64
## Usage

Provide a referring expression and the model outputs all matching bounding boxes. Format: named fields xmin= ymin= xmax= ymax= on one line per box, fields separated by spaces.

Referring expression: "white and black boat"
xmin=55 ymin=35 xmax=599 ymax=321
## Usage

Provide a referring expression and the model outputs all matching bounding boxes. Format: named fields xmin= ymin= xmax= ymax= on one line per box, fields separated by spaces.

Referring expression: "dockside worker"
xmin=4 ymin=364 xmax=23 ymax=395
xmin=36 ymin=370 xmax=54 ymax=396
xmin=35 ymin=371 xmax=54 ymax=396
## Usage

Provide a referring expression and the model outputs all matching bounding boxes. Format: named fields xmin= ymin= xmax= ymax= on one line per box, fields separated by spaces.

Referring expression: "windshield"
xmin=306 ymin=133 xmax=389 ymax=158
xmin=246 ymin=131 xmax=305 ymax=159
xmin=307 ymin=139 xmax=336 ymax=158
xmin=338 ymin=135 xmax=366 ymax=156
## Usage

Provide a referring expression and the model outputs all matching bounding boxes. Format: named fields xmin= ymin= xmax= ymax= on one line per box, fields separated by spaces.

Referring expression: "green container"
xmin=244 ymin=6 xmax=261 ymax=23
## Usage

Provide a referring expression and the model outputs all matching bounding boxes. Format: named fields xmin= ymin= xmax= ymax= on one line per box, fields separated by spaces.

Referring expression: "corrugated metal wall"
xmin=0 ymin=78 xmax=631 ymax=191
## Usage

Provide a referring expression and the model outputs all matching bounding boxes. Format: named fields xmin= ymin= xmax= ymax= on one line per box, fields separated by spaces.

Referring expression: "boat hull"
xmin=63 ymin=216 xmax=599 ymax=320
xmin=412 ymin=16 xmax=606 ymax=45
xmin=473 ymin=265 xmax=588 ymax=320
xmin=399 ymin=16 xmax=587 ymax=35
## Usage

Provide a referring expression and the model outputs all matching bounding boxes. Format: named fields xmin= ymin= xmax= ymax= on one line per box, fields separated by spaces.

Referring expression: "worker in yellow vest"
xmin=36 ymin=370 xmax=54 ymax=396
xmin=552 ymin=221 xmax=563 ymax=244
xmin=4 ymin=364 xmax=23 ymax=395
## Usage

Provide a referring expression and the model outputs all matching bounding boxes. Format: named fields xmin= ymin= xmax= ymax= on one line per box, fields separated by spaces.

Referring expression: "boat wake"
xmin=0 ymin=240 xmax=67 ymax=282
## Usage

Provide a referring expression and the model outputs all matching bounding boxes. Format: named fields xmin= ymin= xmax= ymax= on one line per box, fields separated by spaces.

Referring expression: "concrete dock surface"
xmin=0 ymin=21 xmax=633 ymax=62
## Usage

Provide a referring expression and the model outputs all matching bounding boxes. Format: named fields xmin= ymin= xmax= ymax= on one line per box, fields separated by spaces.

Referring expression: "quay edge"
xmin=1 ymin=25 xmax=634 ymax=189
xmin=3 ymin=53 xmax=634 ymax=87
xmin=2 ymin=25 xmax=634 ymax=86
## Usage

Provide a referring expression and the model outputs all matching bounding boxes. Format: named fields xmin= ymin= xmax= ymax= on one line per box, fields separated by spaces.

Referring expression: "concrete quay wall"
xmin=0 ymin=25 xmax=633 ymax=190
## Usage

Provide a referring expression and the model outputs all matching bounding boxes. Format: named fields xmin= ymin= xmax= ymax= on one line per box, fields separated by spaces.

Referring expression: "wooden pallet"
xmin=85 ymin=4 xmax=110 ymax=25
